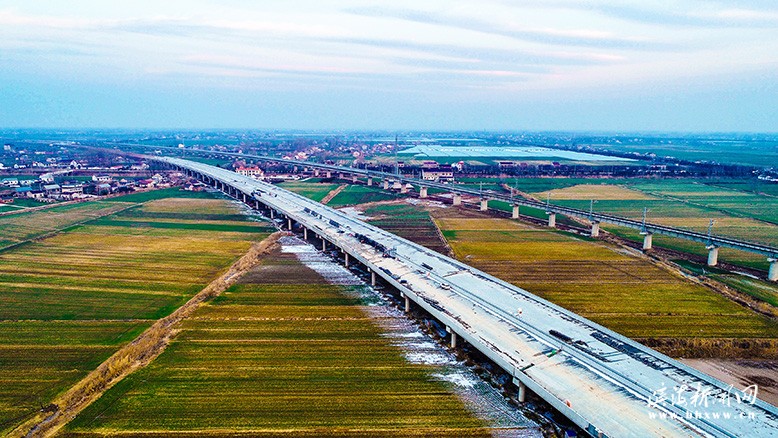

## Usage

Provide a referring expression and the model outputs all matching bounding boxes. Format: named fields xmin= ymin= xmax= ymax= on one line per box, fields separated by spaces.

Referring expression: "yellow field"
xmin=537 ymin=184 xmax=658 ymax=200
xmin=0 ymin=195 xmax=269 ymax=434
xmin=432 ymin=209 xmax=778 ymax=351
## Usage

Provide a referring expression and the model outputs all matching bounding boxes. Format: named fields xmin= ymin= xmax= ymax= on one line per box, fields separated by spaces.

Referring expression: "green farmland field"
xmin=328 ymin=184 xmax=399 ymax=207
xmin=0 ymin=193 xmax=269 ymax=435
xmin=64 ymin=247 xmax=489 ymax=437
xmin=277 ymin=181 xmax=340 ymax=202
xmin=520 ymin=179 xmax=778 ymax=271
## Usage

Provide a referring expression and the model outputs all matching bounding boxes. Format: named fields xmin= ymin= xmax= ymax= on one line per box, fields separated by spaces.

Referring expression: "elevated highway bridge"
xmin=154 ymin=156 xmax=778 ymax=437
xmin=119 ymin=143 xmax=778 ymax=280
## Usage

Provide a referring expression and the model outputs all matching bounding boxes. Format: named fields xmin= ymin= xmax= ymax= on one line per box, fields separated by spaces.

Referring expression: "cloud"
xmin=326 ymin=37 xmax=625 ymax=66
xmin=491 ymin=0 xmax=778 ymax=28
xmin=344 ymin=6 xmax=680 ymax=51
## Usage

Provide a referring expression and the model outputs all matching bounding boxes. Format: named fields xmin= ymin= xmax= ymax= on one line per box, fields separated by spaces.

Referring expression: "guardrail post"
xmin=512 ymin=204 xmax=520 ymax=219
xmin=707 ymin=245 xmax=719 ymax=267
xmin=769 ymin=259 xmax=777 ymax=282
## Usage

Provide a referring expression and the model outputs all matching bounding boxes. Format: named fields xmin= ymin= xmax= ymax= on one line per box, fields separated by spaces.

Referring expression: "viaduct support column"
xmin=642 ymin=233 xmax=653 ymax=250
xmin=344 ymin=252 xmax=349 ymax=268
xmin=547 ymin=213 xmax=556 ymax=228
xmin=383 ymin=180 xmax=389 ymax=190
xmin=321 ymin=237 xmax=327 ymax=251
xmin=452 ymin=194 xmax=462 ymax=206
xmin=326 ymin=171 xmax=332 ymax=178
xmin=371 ymin=269 xmax=376 ymax=286
xmin=420 ymin=187 xmax=428 ymax=199
xmin=400 ymin=184 xmax=408 ymax=194
xmin=446 ymin=326 xmax=457 ymax=348
xmin=314 ymin=169 xmax=320 ymax=177
xmin=352 ymin=175 xmax=358 ymax=183
xmin=591 ymin=221 xmax=600 ymax=238
xmin=512 ymin=204 xmax=520 ymax=219
xmin=707 ymin=245 xmax=720 ymax=267
xmin=480 ymin=199 xmax=488 ymax=211
xmin=404 ymin=295 xmax=410 ymax=313
xmin=287 ymin=218 xmax=293 ymax=230
xmin=303 ymin=227 xmax=308 ymax=240
xmin=270 ymin=209 xmax=275 ymax=219
xmin=367 ymin=177 xmax=373 ymax=186
xmin=768 ymin=259 xmax=777 ymax=282
xmin=518 ymin=380 xmax=527 ymax=403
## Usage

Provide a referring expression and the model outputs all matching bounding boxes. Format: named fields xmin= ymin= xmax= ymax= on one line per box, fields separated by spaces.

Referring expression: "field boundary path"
xmin=13 ymin=232 xmax=283 ymax=438
xmin=320 ymin=183 xmax=348 ymax=205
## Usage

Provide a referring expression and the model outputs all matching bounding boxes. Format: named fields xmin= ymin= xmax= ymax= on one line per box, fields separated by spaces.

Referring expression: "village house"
xmin=235 ymin=166 xmax=264 ymax=178
xmin=421 ymin=165 xmax=455 ymax=182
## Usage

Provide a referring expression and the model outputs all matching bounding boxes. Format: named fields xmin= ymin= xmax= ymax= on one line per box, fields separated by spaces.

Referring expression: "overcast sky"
xmin=1 ymin=1 xmax=776 ymax=131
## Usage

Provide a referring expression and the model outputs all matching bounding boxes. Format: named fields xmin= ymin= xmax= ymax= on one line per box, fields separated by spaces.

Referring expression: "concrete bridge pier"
xmin=642 ymin=233 xmax=653 ymax=250
xmin=367 ymin=177 xmax=373 ymax=186
xmin=287 ymin=218 xmax=293 ymax=230
xmin=452 ymin=194 xmax=462 ymax=206
xmin=512 ymin=204 xmax=520 ymax=219
xmin=446 ymin=326 xmax=457 ymax=348
xmin=768 ymin=259 xmax=777 ymax=282
xmin=400 ymin=184 xmax=409 ymax=194
xmin=480 ymin=199 xmax=488 ymax=211
xmin=344 ymin=252 xmax=350 ymax=268
xmin=383 ymin=180 xmax=389 ymax=190
xmin=547 ymin=212 xmax=556 ymax=228
xmin=303 ymin=227 xmax=308 ymax=240
xmin=516 ymin=379 xmax=527 ymax=402
xmin=370 ymin=269 xmax=376 ymax=286
xmin=270 ymin=209 xmax=275 ymax=219
xmin=402 ymin=294 xmax=410 ymax=312
xmin=242 ymin=193 xmax=247 ymax=203
xmin=591 ymin=221 xmax=600 ymax=238
xmin=707 ymin=245 xmax=720 ymax=267
xmin=420 ymin=187 xmax=428 ymax=199
xmin=321 ymin=237 xmax=327 ymax=251
xmin=326 ymin=171 xmax=332 ymax=178
xmin=352 ymin=175 xmax=358 ymax=183
xmin=314 ymin=169 xmax=320 ymax=177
